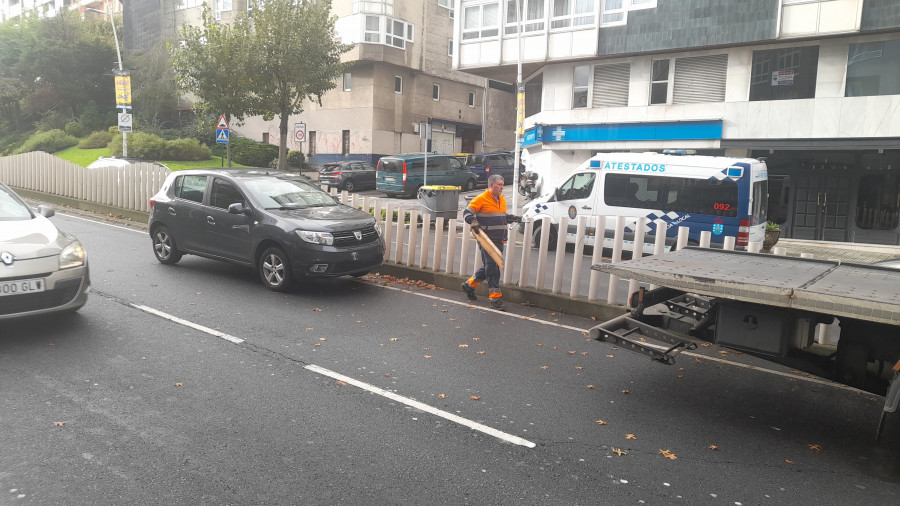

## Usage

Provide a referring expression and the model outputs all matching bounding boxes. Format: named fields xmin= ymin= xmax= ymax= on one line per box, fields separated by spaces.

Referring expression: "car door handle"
xmin=581 ymin=206 xmax=592 ymax=210
xmin=207 ymin=216 xmax=215 ymax=225
xmin=168 ymin=207 xmax=176 ymax=215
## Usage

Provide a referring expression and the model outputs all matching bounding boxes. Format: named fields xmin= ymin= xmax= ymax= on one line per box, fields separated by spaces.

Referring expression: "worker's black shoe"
xmin=490 ymin=298 xmax=504 ymax=310
xmin=462 ymin=282 xmax=477 ymax=301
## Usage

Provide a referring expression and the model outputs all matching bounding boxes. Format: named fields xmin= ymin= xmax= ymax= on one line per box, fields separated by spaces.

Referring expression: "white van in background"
xmin=520 ymin=151 xmax=768 ymax=250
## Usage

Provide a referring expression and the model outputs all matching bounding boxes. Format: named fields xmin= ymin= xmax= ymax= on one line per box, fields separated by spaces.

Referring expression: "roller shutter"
xmin=672 ymin=54 xmax=728 ymax=104
xmin=592 ymin=63 xmax=630 ymax=108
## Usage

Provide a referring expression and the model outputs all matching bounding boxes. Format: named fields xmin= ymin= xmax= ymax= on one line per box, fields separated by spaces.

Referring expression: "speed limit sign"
xmin=293 ymin=123 xmax=306 ymax=143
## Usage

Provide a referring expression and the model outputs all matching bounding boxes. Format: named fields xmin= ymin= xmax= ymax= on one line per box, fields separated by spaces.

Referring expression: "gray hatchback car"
xmin=0 ymin=183 xmax=90 ymax=320
xmin=148 ymin=169 xmax=385 ymax=291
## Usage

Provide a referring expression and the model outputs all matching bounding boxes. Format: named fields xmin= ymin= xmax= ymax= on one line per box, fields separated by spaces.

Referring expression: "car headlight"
xmin=297 ymin=230 xmax=334 ymax=246
xmin=60 ymin=240 xmax=86 ymax=269
xmin=374 ymin=221 xmax=383 ymax=237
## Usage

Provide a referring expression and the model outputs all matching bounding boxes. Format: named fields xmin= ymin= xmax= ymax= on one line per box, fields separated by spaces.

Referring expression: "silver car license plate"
xmin=384 ymin=177 xmax=395 ymax=182
xmin=0 ymin=278 xmax=45 ymax=296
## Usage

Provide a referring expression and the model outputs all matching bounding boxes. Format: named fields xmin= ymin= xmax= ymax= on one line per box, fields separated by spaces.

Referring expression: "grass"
xmin=53 ymin=144 xmax=242 ymax=171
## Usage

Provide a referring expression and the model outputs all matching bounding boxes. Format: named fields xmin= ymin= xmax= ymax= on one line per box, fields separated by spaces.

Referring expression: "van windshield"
xmin=604 ymin=173 xmax=739 ymax=217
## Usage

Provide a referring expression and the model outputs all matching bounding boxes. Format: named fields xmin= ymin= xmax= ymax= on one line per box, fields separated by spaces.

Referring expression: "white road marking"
xmin=130 ymin=304 xmax=245 ymax=344
xmin=304 ymin=363 xmax=536 ymax=448
xmin=368 ymin=281 xmax=872 ymax=395
xmin=58 ymin=212 xmax=147 ymax=234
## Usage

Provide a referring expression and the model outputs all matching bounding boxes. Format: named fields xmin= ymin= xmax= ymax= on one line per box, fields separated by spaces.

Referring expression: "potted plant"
xmin=763 ymin=221 xmax=781 ymax=251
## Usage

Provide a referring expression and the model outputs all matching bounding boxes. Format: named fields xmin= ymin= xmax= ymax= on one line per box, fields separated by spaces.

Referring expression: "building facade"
xmin=454 ymin=0 xmax=900 ymax=244
xmin=1 ymin=0 xmax=121 ymax=22
xmin=124 ymin=0 xmax=516 ymax=166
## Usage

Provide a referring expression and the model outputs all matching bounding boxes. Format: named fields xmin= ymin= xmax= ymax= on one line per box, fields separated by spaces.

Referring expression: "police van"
xmin=520 ymin=151 xmax=768 ymax=251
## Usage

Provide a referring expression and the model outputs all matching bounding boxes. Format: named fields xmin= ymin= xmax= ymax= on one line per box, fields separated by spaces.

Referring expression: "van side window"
xmin=175 ymin=175 xmax=207 ymax=203
xmin=449 ymin=157 xmax=463 ymax=170
xmin=558 ymin=173 xmax=596 ymax=200
xmin=604 ymin=173 xmax=738 ymax=217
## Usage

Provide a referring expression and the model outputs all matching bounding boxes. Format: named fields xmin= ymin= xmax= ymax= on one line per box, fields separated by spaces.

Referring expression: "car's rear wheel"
xmin=343 ymin=179 xmax=355 ymax=192
xmin=259 ymin=246 xmax=294 ymax=291
xmin=152 ymin=226 xmax=183 ymax=265
xmin=464 ymin=178 xmax=477 ymax=192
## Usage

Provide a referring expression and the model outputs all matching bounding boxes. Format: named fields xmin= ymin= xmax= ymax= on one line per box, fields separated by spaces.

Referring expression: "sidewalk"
xmin=774 ymin=238 xmax=900 ymax=264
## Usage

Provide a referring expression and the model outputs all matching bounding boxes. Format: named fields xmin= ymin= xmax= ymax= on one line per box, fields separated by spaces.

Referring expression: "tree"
xmin=169 ymin=5 xmax=256 ymax=165
xmin=248 ymin=0 xmax=352 ymax=170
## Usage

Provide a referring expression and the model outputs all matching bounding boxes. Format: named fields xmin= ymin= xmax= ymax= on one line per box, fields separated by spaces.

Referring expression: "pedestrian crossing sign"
xmin=216 ymin=128 xmax=229 ymax=144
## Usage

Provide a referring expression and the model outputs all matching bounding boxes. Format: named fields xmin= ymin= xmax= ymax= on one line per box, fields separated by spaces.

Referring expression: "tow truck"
xmin=590 ymin=248 xmax=900 ymax=439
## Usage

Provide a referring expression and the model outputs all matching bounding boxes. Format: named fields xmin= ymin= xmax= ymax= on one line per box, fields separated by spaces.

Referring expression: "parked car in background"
xmin=318 ymin=160 xmax=377 ymax=192
xmin=465 ymin=152 xmax=517 ymax=185
xmin=86 ymin=157 xmax=170 ymax=170
xmin=0 ymin=183 xmax=90 ymax=320
xmin=148 ymin=169 xmax=384 ymax=291
xmin=452 ymin=153 xmax=470 ymax=166
xmin=376 ymin=153 xmax=478 ymax=197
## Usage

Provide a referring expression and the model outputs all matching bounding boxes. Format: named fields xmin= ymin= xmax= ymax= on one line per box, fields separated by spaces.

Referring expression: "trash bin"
xmin=418 ymin=185 xmax=461 ymax=220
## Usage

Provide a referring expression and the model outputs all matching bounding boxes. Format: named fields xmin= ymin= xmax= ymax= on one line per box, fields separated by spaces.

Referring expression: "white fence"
xmin=0 ymin=152 xmax=763 ymax=308
xmin=0 ymin=152 xmax=170 ymax=213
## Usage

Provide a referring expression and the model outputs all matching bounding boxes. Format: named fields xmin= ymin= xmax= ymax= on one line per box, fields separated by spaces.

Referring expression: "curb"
xmin=13 ymin=187 xmax=151 ymax=224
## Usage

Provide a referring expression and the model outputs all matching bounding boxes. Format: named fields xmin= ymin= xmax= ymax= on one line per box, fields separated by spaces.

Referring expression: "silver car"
xmin=0 ymin=183 xmax=90 ymax=320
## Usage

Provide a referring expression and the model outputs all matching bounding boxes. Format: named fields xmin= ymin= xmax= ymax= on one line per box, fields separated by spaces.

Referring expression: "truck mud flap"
xmin=589 ymin=314 xmax=699 ymax=365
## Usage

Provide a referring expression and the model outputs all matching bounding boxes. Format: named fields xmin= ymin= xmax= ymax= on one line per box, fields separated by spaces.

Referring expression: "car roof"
xmin=380 ymin=153 xmax=451 ymax=160
xmin=87 ymin=157 xmax=170 ymax=169
xmin=172 ymin=168 xmax=311 ymax=180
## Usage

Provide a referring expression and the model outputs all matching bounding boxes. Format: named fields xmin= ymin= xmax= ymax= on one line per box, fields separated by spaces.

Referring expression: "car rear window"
xmin=321 ymin=164 xmax=341 ymax=173
xmin=466 ymin=155 xmax=484 ymax=166
xmin=378 ymin=159 xmax=402 ymax=173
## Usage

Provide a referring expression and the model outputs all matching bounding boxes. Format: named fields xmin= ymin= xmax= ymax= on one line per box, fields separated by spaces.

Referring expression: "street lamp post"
xmin=85 ymin=3 xmax=128 ymax=156
xmin=511 ymin=1 xmax=525 ymax=214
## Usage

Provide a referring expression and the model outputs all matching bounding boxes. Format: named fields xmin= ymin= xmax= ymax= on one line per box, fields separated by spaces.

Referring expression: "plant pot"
xmin=763 ymin=229 xmax=781 ymax=251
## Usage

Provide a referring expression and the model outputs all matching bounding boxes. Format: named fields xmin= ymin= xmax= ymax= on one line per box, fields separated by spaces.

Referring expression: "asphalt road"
xmin=1 ymin=210 xmax=899 ymax=505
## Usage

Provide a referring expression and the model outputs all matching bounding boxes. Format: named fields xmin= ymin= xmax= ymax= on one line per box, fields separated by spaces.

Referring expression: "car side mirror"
xmin=37 ymin=205 xmax=55 ymax=218
xmin=228 ymin=202 xmax=251 ymax=215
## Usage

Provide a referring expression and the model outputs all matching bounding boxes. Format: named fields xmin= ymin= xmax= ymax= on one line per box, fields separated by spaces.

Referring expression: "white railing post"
xmin=699 ymin=230 xmax=711 ymax=248
xmin=433 ymin=217 xmax=444 ymax=272
xmin=394 ymin=210 xmax=405 ymax=263
xmin=627 ymin=217 xmax=648 ymax=306
xmin=748 ymin=241 xmax=763 ymax=253
xmin=723 ymin=236 xmax=736 ymax=251
xmin=383 ymin=203 xmax=395 ymax=262
xmin=446 ymin=219 xmax=458 ymax=274
xmin=406 ymin=210 xmax=419 ymax=266
xmin=502 ymin=224 xmax=517 ymax=284
xmin=518 ymin=219 xmax=534 ymax=288
xmin=419 ymin=214 xmax=431 ymax=268
xmin=607 ymin=215 xmax=626 ymax=305
xmin=569 ymin=216 xmax=588 ymax=298
xmin=676 ymin=225 xmax=689 ymax=250
xmin=588 ymin=216 xmax=606 ymax=301
xmin=552 ymin=216 xmax=568 ymax=294
xmin=535 ymin=216 xmax=551 ymax=290
xmin=460 ymin=222 xmax=472 ymax=277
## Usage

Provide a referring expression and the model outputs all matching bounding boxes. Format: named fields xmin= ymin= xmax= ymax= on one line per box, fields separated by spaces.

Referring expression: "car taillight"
xmin=402 ymin=161 xmax=408 ymax=184
xmin=485 ymin=165 xmax=491 ymax=174
xmin=737 ymin=219 xmax=750 ymax=246
xmin=331 ymin=171 xmax=341 ymax=175
xmin=149 ymin=198 xmax=155 ymax=211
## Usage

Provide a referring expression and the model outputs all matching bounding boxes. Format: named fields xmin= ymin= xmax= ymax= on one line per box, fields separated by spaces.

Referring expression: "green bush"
xmin=107 ymin=131 xmax=167 ymax=159
xmin=215 ymin=136 xmax=278 ymax=167
xmin=78 ymin=130 xmax=114 ymax=149
xmin=165 ymin=138 xmax=211 ymax=161
xmin=286 ymin=150 xmax=305 ymax=169
xmin=64 ymin=121 xmax=86 ymax=138
xmin=13 ymin=129 xmax=78 ymax=154
xmin=0 ymin=131 xmax=33 ymax=156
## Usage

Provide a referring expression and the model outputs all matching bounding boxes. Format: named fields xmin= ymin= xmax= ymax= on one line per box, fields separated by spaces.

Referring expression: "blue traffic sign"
xmin=216 ymin=128 xmax=229 ymax=144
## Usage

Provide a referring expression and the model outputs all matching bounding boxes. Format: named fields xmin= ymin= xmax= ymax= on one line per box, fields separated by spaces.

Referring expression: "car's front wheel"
xmin=464 ymin=178 xmax=477 ymax=192
xmin=152 ymin=226 xmax=183 ymax=265
xmin=259 ymin=246 xmax=294 ymax=291
xmin=343 ymin=179 xmax=355 ymax=192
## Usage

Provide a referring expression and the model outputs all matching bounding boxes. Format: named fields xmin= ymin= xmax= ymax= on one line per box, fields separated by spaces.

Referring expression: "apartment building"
xmin=1 ymin=0 xmax=121 ymax=22
xmin=123 ymin=0 xmax=516 ymax=166
xmin=454 ymin=0 xmax=900 ymax=244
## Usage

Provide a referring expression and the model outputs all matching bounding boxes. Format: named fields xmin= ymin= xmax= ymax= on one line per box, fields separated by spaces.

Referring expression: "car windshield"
xmin=0 ymin=185 xmax=33 ymax=221
xmin=243 ymin=177 xmax=337 ymax=209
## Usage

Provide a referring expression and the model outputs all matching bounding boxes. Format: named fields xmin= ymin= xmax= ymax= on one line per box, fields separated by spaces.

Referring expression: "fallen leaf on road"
xmin=537 ymin=343 xmax=544 ymax=347
xmin=595 ymin=420 xmax=607 ymax=425
xmin=700 ymin=343 xmax=711 ymax=347
xmin=421 ymin=324 xmax=428 ymax=327
xmin=568 ymin=351 xmax=576 ymax=355
xmin=235 ymin=312 xmax=242 ymax=315
xmin=459 ymin=344 xmax=469 ymax=348
xmin=587 ymin=385 xmax=596 ymax=389
xmin=313 ymin=308 xmax=322 ymax=312
xmin=540 ymin=366 xmax=549 ymax=370
xmin=305 ymin=328 xmax=314 ymax=331
xmin=389 ymin=338 xmax=398 ymax=342
xmin=808 ymin=444 xmax=822 ymax=451
xmin=335 ymin=381 xmax=347 ymax=386
xmin=356 ymin=320 xmax=363 ymax=323
xmin=314 ymin=343 xmax=321 ymax=347
xmin=639 ymin=337 xmax=647 ymax=343
xmin=424 ymin=355 xmax=432 ymax=359
xmin=626 ymin=434 xmax=636 ymax=440
xmin=142 ymin=357 xmax=146 ymax=360
xmin=709 ymin=445 xmax=718 ymax=450
xmin=551 ymin=346 xmax=559 ymax=350
xmin=54 ymin=421 xmax=66 ymax=427
xmin=575 ymin=366 xmax=584 ymax=370
xmin=622 ymin=390 xmax=630 ymax=394
xmin=439 ymin=393 xmax=447 ymax=398
xmin=195 ymin=292 xmax=202 ymax=295
xmin=659 ymin=449 xmax=677 ymax=460
xmin=477 ymin=351 xmax=486 ymax=355
xmin=319 ymin=338 xmax=327 ymax=341
xmin=384 ymin=373 xmax=390 ymax=377
xmin=175 ymin=383 xmax=183 ymax=387
xmin=590 ymin=316 xmax=598 ymax=321
xmin=677 ymin=375 xmax=684 ymax=379
xmin=785 ymin=459 xmax=794 ymax=464
xmin=472 ymin=338 xmax=480 ymax=341
xmin=441 ymin=309 xmax=448 ymax=313
xmin=581 ymin=352 xmax=588 ymax=355
xmin=470 ymin=396 xmax=481 ymax=401
xmin=606 ymin=354 xmax=615 ymax=358
xmin=613 ymin=448 xmax=627 ymax=456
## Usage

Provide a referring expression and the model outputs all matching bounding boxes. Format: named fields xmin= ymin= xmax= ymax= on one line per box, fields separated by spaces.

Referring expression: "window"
xmin=856 ymin=174 xmax=900 ymax=230
xmin=364 ymin=15 xmax=380 ymax=43
xmin=343 ymin=73 xmax=352 ymax=91
xmin=468 ymin=91 xmax=476 ymax=107
xmin=433 ymin=84 xmax=440 ymax=101
xmin=650 ymin=59 xmax=670 ymax=105
xmin=592 ymin=63 xmax=630 ymax=107
xmin=215 ymin=0 xmax=232 ymax=20
xmin=551 ymin=0 xmax=595 ymax=29
xmin=601 ymin=0 xmax=625 ymax=26
xmin=505 ymin=0 xmax=545 ymax=34
xmin=558 ymin=173 xmax=596 ymax=201
xmin=386 ymin=19 xmax=406 ymax=48
xmin=780 ymin=0 xmax=861 ymax=38
xmin=175 ymin=175 xmax=207 ymax=204
xmin=448 ymin=39 xmax=454 ymax=56
xmin=309 ymin=131 xmax=316 ymax=156
xmin=604 ymin=173 xmax=739 ymax=217
xmin=352 ymin=0 xmax=394 ymax=15
xmin=846 ymin=40 xmax=900 ymax=97
xmin=342 ymin=130 xmax=350 ymax=157
xmin=572 ymin=65 xmax=589 ymax=108
xmin=395 ymin=75 xmax=402 ymax=94
xmin=463 ymin=3 xmax=500 ymax=40
xmin=672 ymin=54 xmax=728 ymax=104
xmin=210 ymin=179 xmax=245 ymax=210
xmin=749 ymin=46 xmax=819 ymax=101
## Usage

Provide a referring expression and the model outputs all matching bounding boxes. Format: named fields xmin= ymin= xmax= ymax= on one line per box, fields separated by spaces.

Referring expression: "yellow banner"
xmin=115 ymin=74 xmax=132 ymax=108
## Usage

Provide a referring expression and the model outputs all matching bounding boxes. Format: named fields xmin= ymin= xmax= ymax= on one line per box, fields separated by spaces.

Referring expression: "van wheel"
xmin=532 ymin=222 xmax=558 ymax=251
xmin=464 ymin=178 xmax=476 ymax=192
xmin=343 ymin=179 xmax=355 ymax=192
